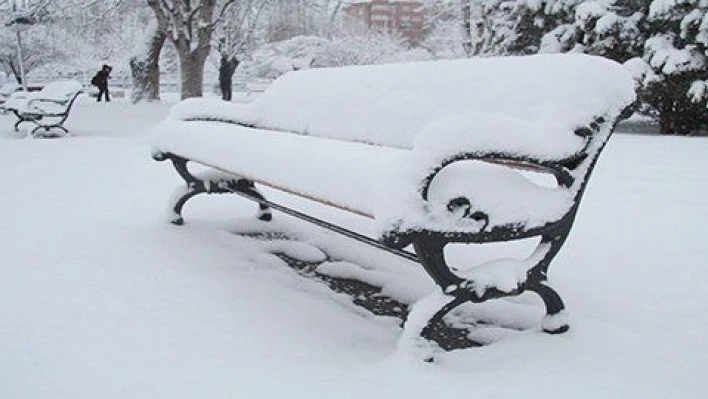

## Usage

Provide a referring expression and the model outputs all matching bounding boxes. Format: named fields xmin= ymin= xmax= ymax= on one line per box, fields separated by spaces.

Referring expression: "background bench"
xmin=2 ymin=80 xmax=83 ymax=137
xmin=245 ymin=80 xmax=272 ymax=97
xmin=152 ymin=54 xmax=636 ymax=351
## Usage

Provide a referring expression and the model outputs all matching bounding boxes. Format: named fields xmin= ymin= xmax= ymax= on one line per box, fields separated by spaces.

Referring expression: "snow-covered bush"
xmin=539 ymin=1 xmax=645 ymax=62
xmin=315 ymin=34 xmax=415 ymax=67
xmin=469 ymin=0 xmax=644 ymax=57
xmin=0 ymin=27 xmax=57 ymax=83
xmin=468 ymin=0 xmax=708 ymax=134
xmin=239 ymin=34 xmax=430 ymax=82
xmin=466 ymin=0 xmax=525 ymax=55
xmin=624 ymin=1 xmax=708 ymax=134
xmin=238 ymin=36 xmax=329 ymax=80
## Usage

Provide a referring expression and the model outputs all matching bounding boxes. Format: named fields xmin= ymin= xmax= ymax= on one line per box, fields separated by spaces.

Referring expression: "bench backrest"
xmin=171 ymin=54 xmax=634 ymax=153
xmin=36 ymin=80 xmax=83 ymax=103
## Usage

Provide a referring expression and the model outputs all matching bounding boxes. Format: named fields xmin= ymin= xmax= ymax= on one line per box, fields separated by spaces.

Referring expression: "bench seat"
xmin=8 ymin=98 xmax=68 ymax=116
xmin=154 ymin=119 xmax=403 ymax=217
xmin=153 ymin=117 xmax=576 ymax=233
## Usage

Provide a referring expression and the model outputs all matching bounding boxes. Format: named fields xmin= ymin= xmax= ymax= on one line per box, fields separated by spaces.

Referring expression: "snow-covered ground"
xmin=1 ymin=94 xmax=707 ymax=398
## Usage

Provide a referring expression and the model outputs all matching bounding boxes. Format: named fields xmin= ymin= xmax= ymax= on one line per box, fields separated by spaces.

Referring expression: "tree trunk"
xmin=130 ymin=29 xmax=166 ymax=103
xmin=178 ymin=51 xmax=208 ymax=99
xmin=146 ymin=0 xmax=219 ymax=100
xmin=6 ymin=61 xmax=21 ymax=84
xmin=461 ymin=2 xmax=474 ymax=57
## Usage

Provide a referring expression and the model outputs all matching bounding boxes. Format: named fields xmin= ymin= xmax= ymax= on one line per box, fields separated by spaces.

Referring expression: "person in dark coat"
xmin=218 ymin=56 xmax=239 ymax=101
xmin=92 ymin=64 xmax=112 ymax=102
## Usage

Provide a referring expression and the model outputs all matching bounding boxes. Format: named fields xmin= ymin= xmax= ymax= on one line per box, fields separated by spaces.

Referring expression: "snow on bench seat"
xmin=153 ymin=119 xmax=405 ymax=217
xmin=153 ymin=117 xmax=575 ymax=231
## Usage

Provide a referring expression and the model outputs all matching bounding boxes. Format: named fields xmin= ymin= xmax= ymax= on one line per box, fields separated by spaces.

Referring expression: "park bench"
xmin=2 ymin=80 xmax=83 ymax=137
xmin=245 ymin=80 xmax=272 ymax=96
xmin=151 ymin=54 xmax=636 ymax=350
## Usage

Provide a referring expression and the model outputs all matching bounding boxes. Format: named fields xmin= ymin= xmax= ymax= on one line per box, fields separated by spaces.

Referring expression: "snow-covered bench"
xmin=2 ymin=80 xmax=83 ymax=137
xmin=152 ymin=54 xmax=636 ymax=350
xmin=245 ymin=80 xmax=272 ymax=96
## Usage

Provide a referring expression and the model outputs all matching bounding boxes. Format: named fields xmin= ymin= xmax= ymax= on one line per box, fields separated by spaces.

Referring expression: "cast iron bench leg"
xmin=154 ymin=153 xmax=272 ymax=225
xmin=411 ymin=230 xmax=570 ymax=344
xmin=528 ymin=283 xmax=569 ymax=334
xmin=31 ymin=124 xmax=69 ymax=138
xmin=11 ymin=110 xmax=30 ymax=132
xmin=170 ymin=185 xmax=204 ymax=225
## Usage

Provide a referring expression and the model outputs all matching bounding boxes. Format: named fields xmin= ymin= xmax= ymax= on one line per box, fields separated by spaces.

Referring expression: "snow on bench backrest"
xmin=169 ymin=54 xmax=635 ymax=155
xmin=37 ymin=80 xmax=83 ymax=102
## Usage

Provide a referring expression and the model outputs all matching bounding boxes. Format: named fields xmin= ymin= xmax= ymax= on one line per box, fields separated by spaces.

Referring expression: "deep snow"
xmin=1 ymin=94 xmax=707 ymax=398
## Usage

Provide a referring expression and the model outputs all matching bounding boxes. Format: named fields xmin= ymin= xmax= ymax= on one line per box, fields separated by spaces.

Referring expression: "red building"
xmin=344 ymin=0 xmax=425 ymax=45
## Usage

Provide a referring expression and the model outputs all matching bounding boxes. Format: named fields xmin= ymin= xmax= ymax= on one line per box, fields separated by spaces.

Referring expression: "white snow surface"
xmin=1 ymin=92 xmax=708 ymax=399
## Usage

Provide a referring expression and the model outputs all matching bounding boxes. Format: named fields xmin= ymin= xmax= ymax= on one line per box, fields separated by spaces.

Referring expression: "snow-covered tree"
xmin=467 ymin=0 xmax=708 ymax=134
xmin=130 ymin=21 xmax=166 ymax=103
xmin=536 ymin=1 xmax=645 ymax=62
xmin=0 ymin=0 xmax=48 ymax=84
xmin=420 ymin=0 xmax=467 ymax=58
xmin=625 ymin=1 xmax=708 ymax=134
xmin=211 ymin=0 xmax=269 ymax=99
xmin=0 ymin=27 xmax=56 ymax=83
xmin=464 ymin=0 xmax=642 ymax=57
xmin=147 ymin=0 xmax=242 ymax=99
xmin=0 ymin=0 xmax=154 ymax=87
xmin=464 ymin=0 xmax=555 ymax=55
xmin=264 ymin=0 xmax=327 ymax=42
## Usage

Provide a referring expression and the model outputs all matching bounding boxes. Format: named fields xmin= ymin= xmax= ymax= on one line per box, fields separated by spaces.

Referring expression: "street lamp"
xmin=5 ymin=0 xmax=35 ymax=91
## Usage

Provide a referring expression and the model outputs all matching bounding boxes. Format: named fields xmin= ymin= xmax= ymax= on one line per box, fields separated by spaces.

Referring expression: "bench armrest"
xmin=378 ymin=114 xmax=617 ymax=247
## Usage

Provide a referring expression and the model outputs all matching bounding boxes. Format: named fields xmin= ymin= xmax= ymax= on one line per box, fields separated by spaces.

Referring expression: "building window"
xmin=371 ymin=5 xmax=391 ymax=12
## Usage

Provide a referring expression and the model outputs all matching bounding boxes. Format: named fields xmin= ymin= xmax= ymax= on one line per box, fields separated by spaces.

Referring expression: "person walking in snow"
xmin=91 ymin=64 xmax=113 ymax=102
